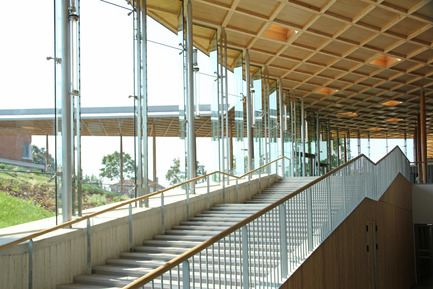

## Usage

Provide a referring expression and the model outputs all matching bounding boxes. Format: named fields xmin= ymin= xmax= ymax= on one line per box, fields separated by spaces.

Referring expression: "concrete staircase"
xmin=57 ymin=177 xmax=320 ymax=289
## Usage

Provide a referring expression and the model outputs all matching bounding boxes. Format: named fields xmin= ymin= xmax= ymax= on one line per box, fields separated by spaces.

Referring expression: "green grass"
xmin=0 ymin=191 xmax=55 ymax=228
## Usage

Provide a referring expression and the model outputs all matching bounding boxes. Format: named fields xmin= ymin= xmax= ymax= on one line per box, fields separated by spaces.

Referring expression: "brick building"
xmin=0 ymin=135 xmax=32 ymax=163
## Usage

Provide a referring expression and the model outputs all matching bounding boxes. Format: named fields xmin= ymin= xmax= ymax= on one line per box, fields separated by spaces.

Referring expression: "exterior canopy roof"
xmin=147 ymin=0 xmax=433 ymax=139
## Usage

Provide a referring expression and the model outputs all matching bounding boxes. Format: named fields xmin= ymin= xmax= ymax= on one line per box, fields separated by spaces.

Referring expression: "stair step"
xmin=120 ymin=252 xmax=178 ymax=261
xmin=73 ymin=274 xmax=135 ymax=287
xmin=93 ymin=265 xmax=152 ymax=277
xmin=106 ymin=258 xmax=162 ymax=268
xmin=142 ymin=239 xmax=201 ymax=248
xmin=133 ymin=246 xmax=188 ymax=254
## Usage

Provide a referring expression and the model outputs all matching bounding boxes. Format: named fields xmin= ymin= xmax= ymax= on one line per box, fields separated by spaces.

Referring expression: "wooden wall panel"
xmin=280 ymin=174 xmax=415 ymax=289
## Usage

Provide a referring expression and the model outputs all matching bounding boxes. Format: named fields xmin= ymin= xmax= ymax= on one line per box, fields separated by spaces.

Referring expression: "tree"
xmin=99 ymin=151 xmax=135 ymax=181
xmin=165 ymin=157 xmax=207 ymax=186
xmin=165 ymin=158 xmax=184 ymax=185
xmin=32 ymin=145 xmax=55 ymax=173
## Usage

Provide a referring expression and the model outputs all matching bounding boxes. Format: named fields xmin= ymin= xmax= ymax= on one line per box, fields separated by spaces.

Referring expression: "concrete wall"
xmin=0 ymin=174 xmax=278 ymax=289
xmin=413 ymin=184 xmax=433 ymax=224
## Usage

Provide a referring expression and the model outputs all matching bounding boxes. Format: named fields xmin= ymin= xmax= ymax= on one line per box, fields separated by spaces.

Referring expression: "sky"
xmin=1 ymin=0 xmax=414 ymax=186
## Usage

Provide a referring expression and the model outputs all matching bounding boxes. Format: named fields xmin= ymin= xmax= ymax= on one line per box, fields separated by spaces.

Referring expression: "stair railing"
xmin=0 ymin=155 xmax=289 ymax=289
xmin=120 ymin=146 xmax=410 ymax=289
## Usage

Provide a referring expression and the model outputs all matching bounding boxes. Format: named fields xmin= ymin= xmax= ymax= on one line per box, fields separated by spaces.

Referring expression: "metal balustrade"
xmin=0 ymin=147 xmax=410 ymax=289
xmin=122 ymin=147 xmax=409 ymax=289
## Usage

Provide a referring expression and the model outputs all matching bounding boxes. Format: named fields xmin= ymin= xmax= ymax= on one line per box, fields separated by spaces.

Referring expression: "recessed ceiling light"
xmin=370 ymin=55 xmax=401 ymax=68
xmin=386 ymin=118 xmax=403 ymax=122
xmin=21 ymin=126 xmax=38 ymax=130
xmin=263 ymin=24 xmax=296 ymax=42
xmin=337 ymin=112 xmax=358 ymax=118
xmin=317 ymin=87 xmax=336 ymax=95
xmin=382 ymin=100 xmax=402 ymax=106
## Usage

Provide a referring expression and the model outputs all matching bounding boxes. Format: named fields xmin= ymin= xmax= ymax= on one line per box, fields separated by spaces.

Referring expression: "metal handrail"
xmin=0 ymin=156 xmax=289 ymax=252
xmin=122 ymin=146 xmax=408 ymax=288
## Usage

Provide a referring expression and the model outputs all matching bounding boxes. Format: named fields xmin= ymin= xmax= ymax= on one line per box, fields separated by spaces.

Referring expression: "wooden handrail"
xmin=0 ymin=156 xmax=290 ymax=252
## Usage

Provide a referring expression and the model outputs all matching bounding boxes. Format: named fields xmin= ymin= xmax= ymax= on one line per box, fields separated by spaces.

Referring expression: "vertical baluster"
xmin=87 ymin=219 xmax=91 ymax=274
xmin=28 ymin=239 xmax=34 ymax=289
xmin=242 ymin=226 xmax=249 ymax=289
xmin=182 ymin=260 xmax=190 ymax=289
xmin=129 ymin=204 xmax=133 ymax=251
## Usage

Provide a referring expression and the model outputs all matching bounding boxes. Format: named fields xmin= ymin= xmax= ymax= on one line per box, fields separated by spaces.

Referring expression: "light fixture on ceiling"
xmin=263 ymin=24 xmax=297 ymax=42
xmin=337 ymin=112 xmax=358 ymax=118
xmin=370 ymin=55 xmax=401 ymax=68
xmin=369 ymin=127 xmax=383 ymax=131
xmin=317 ymin=87 xmax=337 ymax=95
xmin=386 ymin=118 xmax=403 ymax=122
xmin=382 ymin=100 xmax=402 ymax=106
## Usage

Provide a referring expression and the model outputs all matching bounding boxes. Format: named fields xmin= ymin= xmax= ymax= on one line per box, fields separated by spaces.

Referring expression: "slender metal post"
xmin=301 ymin=98 xmax=305 ymax=176
xmin=28 ymin=239 xmax=34 ymax=289
xmin=207 ymin=177 xmax=210 ymax=209
xmin=223 ymin=177 xmax=226 ymax=203
xmin=222 ymin=28 xmax=230 ymax=177
xmin=326 ymin=177 xmax=332 ymax=231
xmin=56 ymin=0 xmax=72 ymax=223
xmin=182 ymin=260 xmax=190 ymax=289
xmin=279 ymin=83 xmax=285 ymax=178
xmin=235 ymin=178 xmax=239 ymax=203
xmin=259 ymin=170 xmax=261 ymax=194
xmin=248 ymin=174 xmax=251 ymax=199
xmin=357 ymin=130 xmax=361 ymax=156
xmin=386 ymin=132 xmax=389 ymax=154
xmin=186 ymin=0 xmax=196 ymax=193
xmin=316 ymin=113 xmax=320 ymax=176
xmin=153 ymin=122 xmax=157 ymax=193
xmin=327 ymin=121 xmax=331 ymax=172
xmin=368 ymin=131 xmax=371 ymax=159
xmin=86 ymin=219 xmax=91 ymax=274
xmin=420 ymin=88 xmax=427 ymax=184
xmin=141 ymin=0 xmax=149 ymax=206
xmin=129 ymin=204 xmax=133 ymax=251
xmin=342 ymin=167 xmax=347 ymax=215
xmin=246 ymin=50 xmax=254 ymax=171
xmin=242 ymin=226 xmax=249 ymax=288
xmin=347 ymin=129 xmax=351 ymax=160
xmin=306 ymin=188 xmax=313 ymax=251
xmin=161 ymin=192 xmax=165 ymax=234
xmin=135 ymin=0 xmax=143 ymax=206
xmin=336 ymin=128 xmax=340 ymax=167
xmin=279 ymin=205 xmax=288 ymax=278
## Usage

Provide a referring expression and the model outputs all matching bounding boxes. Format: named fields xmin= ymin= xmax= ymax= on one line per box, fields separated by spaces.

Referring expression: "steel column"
xmin=135 ymin=0 xmax=143 ymax=206
xmin=421 ymin=88 xmax=427 ymax=184
xmin=301 ymin=98 xmax=305 ymax=176
xmin=337 ymin=128 xmax=340 ymax=167
xmin=246 ymin=50 xmax=254 ymax=171
xmin=141 ymin=0 xmax=149 ymax=205
xmin=56 ymin=0 xmax=72 ymax=223
xmin=279 ymin=80 xmax=285 ymax=177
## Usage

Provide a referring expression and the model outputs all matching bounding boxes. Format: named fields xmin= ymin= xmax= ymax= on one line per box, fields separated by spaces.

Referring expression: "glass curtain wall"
xmin=306 ymin=112 xmax=318 ymax=176
xmin=177 ymin=2 xmax=187 ymax=189
xmin=252 ymin=68 xmax=263 ymax=171
xmin=229 ymin=50 xmax=245 ymax=175
xmin=268 ymin=81 xmax=278 ymax=174
xmin=282 ymin=90 xmax=293 ymax=177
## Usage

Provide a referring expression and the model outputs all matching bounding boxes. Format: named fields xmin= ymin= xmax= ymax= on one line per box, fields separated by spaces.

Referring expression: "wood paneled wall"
xmin=280 ymin=174 xmax=415 ymax=289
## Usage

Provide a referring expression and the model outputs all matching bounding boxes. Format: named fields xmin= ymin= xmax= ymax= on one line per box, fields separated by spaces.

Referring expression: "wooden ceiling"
xmin=148 ymin=0 xmax=433 ymax=139
xmin=0 ymin=0 xmax=432 ymax=157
